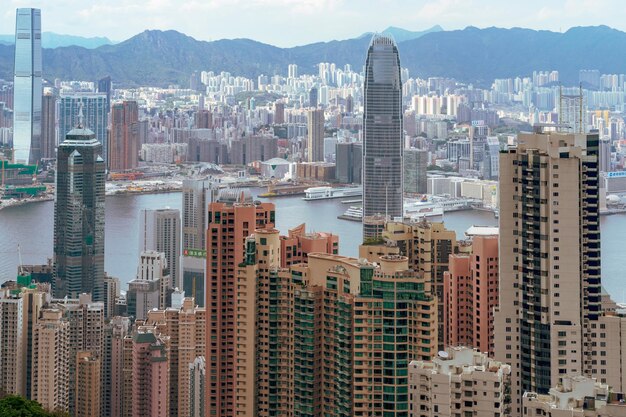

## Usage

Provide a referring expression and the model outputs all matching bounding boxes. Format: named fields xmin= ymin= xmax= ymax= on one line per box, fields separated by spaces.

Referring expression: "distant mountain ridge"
xmin=0 ymin=32 xmax=114 ymax=49
xmin=0 ymin=25 xmax=625 ymax=87
xmin=359 ymin=25 xmax=444 ymax=42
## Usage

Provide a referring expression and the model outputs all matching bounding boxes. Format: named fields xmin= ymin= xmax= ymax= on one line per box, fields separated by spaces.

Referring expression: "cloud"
xmin=1 ymin=0 xmax=626 ymax=47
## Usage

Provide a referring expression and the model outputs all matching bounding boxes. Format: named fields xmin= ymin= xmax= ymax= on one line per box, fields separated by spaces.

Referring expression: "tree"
xmin=0 ymin=396 xmax=70 ymax=417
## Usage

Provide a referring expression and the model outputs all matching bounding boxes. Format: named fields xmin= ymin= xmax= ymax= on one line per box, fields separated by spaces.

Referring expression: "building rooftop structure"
xmin=522 ymin=376 xmax=626 ymax=416
xmin=411 ymin=346 xmax=511 ymax=378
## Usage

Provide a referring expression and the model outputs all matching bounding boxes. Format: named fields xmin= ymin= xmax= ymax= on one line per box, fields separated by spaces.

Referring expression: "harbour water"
xmin=1 ymin=191 xmax=625 ymax=301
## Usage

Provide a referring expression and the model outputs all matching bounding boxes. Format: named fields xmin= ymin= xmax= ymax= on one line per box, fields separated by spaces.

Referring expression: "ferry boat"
xmin=403 ymin=201 xmax=444 ymax=221
xmin=337 ymin=206 xmax=363 ymax=221
xmin=303 ymin=186 xmax=363 ymax=201
xmin=337 ymin=202 xmax=444 ymax=222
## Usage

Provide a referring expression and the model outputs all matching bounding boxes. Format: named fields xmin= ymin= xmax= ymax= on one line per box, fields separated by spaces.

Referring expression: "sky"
xmin=0 ymin=0 xmax=622 ymax=47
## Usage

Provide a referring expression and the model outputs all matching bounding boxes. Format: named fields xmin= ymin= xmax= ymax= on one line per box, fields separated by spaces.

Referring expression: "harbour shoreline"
xmin=0 ymin=186 xmax=183 ymax=212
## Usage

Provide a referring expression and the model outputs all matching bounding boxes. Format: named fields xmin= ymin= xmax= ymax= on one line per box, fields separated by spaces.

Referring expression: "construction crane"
xmin=17 ymin=244 xmax=24 ymax=276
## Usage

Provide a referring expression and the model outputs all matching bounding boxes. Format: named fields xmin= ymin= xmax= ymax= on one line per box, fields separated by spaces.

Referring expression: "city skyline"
xmin=1 ymin=0 xmax=625 ymax=47
xmin=6 ymin=3 xmax=626 ymax=416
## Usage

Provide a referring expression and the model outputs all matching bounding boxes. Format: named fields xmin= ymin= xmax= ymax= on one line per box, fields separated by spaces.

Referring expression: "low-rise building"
xmin=523 ymin=375 xmax=626 ymax=417
xmin=409 ymin=346 xmax=511 ymax=417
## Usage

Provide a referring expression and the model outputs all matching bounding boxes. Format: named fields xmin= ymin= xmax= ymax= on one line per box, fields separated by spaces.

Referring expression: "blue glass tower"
xmin=13 ymin=8 xmax=42 ymax=164
xmin=362 ymin=34 xmax=403 ymax=239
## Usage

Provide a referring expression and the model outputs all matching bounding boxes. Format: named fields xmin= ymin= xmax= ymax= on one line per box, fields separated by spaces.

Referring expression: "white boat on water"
xmin=338 ymin=201 xmax=444 ymax=222
xmin=403 ymin=201 xmax=444 ymax=221
xmin=340 ymin=206 xmax=363 ymax=220
xmin=303 ymin=186 xmax=363 ymax=201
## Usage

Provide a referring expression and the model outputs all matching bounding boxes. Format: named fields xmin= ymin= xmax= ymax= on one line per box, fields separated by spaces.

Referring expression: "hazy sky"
xmin=1 ymin=0 xmax=621 ymax=47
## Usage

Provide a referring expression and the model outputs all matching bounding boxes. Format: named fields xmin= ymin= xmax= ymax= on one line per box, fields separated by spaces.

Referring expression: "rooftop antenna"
xmin=579 ymin=82 xmax=584 ymax=134
xmin=558 ymin=83 xmax=563 ymax=131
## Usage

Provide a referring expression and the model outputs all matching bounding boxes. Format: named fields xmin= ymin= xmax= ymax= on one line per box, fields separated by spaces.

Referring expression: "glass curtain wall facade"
xmin=59 ymin=94 xmax=108 ymax=166
xmin=53 ymin=125 xmax=106 ymax=301
xmin=13 ymin=8 xmax=42 ymax=164
xmin=362 ymin=34 xmax=403 ymax=239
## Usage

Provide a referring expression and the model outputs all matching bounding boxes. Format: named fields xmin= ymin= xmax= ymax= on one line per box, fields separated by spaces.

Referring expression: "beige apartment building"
xmin=444 ymin=231 xmax=499 ymax=355
xmin=51 ymin=293 xmax=104 ymax=417
xmin=409 ymin=346 xmax=511 ymax=417
xmin=189 ymin=356 xmax=205 ymax=417
xmin=205 ymin=191 xmax=275 ymax=417
xmin=143 ymin=297 xmax=206 ymax=417
xmin=382 ymin=220 xmax=458 ymax=348
xmin=131 ymin=329 xmax=170 ymax=417
xmin=523 ymin=376 xmax=626 ymax=417
xmin=75 ymin=351 xmax=101 ymax=417
xmin=0 ymin=286 xmax=47 ymax=398
xmin=494 ymin=129 xmax=602 ymax=415
xmin=103 ymin=316 xmax=131 ymax=417
xmin=31 ymin=308 xmax=70 ymax=413
xmin=233 ymin=227 xmax=438 ymax=417
xmin=0 ymin=293 xmax=24 ymax=396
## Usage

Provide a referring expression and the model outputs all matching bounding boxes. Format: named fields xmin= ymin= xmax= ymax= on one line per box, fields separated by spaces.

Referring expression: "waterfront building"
xmin=307 ymin=108 xmax=324 ymax=162
xmin=404 ymin=148 xmax=428 ymax=194
xmin=75 ymin=351 xmax=101 ymax=417
xmin=13 ymin=8 xmax=42 ymax=164
xmin=229 ymin=134 xmax=278 ymax=165
xmin=181 ymin=178 xmax=217 ymax=307
xmin=522 ymin=376 xmax=626 ymax=417
xmin=205 ymin=189 xmax=275 ymax=417
xmin=109 ymin=101 xmax=139 ymax=172
xmin=494 ymin=129 xmax=601 ymax=414
xmin=41 ymin=93 xmax=56 ymax=160
xmin=139 ymin=208 xmax=181 ymax=291
xmin=143 ymin=297 xmax=206 ymax=417
xmin=59 ymin=93 xmax=108 ymax=165
xmin=127 ymin=251 xmax=169 ymax=319
xmin=362 ymin=34 xmax=403 ymax=239
xmin=409 ymin=347 xmax=511 ymax=417
xmin=335 ymin=141 xmax=362 ymax=184
xmin=53 ymin=116 xmax=106 ymax=301
xmin=444 ymin=230 xmax=499 ymax=355
xmin=31 ymin=308 xmax=70 ymax=413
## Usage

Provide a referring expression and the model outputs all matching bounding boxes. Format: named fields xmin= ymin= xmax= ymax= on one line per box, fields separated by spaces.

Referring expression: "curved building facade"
xmin=362 ymin=34 xmax=403 ymax=239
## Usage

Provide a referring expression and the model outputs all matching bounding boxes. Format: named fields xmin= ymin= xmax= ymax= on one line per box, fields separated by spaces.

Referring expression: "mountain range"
xmin=0 ymin=25 xmax=625 ymax=87
xmin=0 ymin=32 xmax=114 ymax=48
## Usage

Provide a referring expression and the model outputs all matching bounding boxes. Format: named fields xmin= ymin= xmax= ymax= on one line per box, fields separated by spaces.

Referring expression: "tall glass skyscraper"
xmin=13 ymin=8 xmax=42 ymax=164
xmin=59 ymin=93 xmax=108 ymax=166
xmin=362 ymin=34 xmax=403 ymax=239
xmin=53 ymin=116 xmax=106 ymax=301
